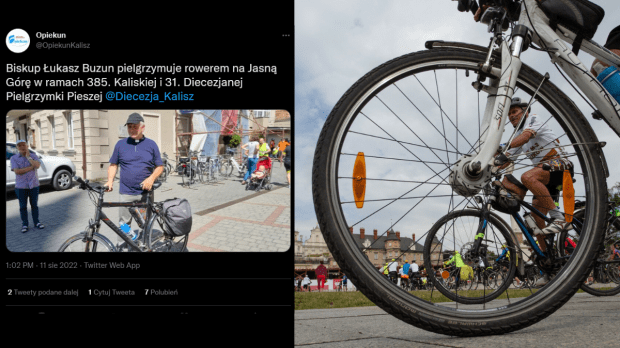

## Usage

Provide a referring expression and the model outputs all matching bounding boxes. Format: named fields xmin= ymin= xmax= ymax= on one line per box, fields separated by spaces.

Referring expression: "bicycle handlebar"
xmin=74 ymin=176 xmax=105 ymax=192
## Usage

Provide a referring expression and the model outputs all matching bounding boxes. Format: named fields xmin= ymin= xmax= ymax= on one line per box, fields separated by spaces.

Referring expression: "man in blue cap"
xmin=105 ymin=113 xmax=163 ymax=236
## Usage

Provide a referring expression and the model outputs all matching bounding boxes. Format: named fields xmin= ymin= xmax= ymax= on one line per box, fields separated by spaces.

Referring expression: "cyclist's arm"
xmin=508 ymin=131 xmax=535 ymax=150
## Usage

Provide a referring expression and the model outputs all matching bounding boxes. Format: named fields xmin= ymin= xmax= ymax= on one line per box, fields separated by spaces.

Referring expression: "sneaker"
xmin=536 ymin=219 xmax=571 ymax=235
xmin=21 ymin=226 xmax=28 ymax=233
xmin=534 ymin=274 xmax=550 ymax=287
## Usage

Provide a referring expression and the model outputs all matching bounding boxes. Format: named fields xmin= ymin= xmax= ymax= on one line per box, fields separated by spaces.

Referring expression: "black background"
xmin=3 ymin=4 xmax=294 ymax=336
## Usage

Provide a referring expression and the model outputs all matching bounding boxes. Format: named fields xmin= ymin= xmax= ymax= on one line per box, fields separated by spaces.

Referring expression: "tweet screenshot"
xmin=3 ymin=7 xmax=293 ymax=325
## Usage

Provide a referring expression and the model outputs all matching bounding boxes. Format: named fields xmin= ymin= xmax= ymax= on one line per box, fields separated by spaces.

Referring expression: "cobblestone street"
xmin=6 ymin=160 xmax=291 ymax=252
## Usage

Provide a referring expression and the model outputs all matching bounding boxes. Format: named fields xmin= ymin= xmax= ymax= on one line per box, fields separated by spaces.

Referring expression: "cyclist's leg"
xmin=521 ymin=166 xmax=555 ymax=251
xmin=500 ymin=175 xmax=527 ymax=200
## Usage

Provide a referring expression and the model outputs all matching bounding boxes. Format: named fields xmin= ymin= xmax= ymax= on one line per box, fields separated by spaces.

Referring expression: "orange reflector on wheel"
xmin=442 ymin=271 xmax=450 ymax=279
xmin=563 ymin=170 xmax=574 ymax=223
xmin=353 ymin=152 xmax=366 ymax=209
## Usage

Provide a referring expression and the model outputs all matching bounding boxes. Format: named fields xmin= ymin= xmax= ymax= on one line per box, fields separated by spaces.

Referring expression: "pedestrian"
xmin=11 ymin=139 xmax=44 ymax=233
xmin=240 ymin=136 xmax=259 ymax=185
xmin=278 ymin=138 xmax=290 ymax=162
xmin=302 ymin=274 xmax=311 ymax=292
xmin=269 ymin=139 xmax=276 ymax=158
xmin=316 ymin=260 xmax=328 ymax=292
xmin=342 ymin=274 xmax=348 ymax=291
xmin=296 ymin=276 xmax=303 ymax=292
xmin=283 ymin=142 xmax=291 ymax=188
xmin=258 ymin=136 xmax=271 ymax=158
xmin=105 ymin=113 xmax=164 ymax=244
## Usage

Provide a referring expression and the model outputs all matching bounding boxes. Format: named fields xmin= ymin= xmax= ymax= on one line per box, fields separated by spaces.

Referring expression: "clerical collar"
xmin=128 ymin=136 xmax=146 ymax=144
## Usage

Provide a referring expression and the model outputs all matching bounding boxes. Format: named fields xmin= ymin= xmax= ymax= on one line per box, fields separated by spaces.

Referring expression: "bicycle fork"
xmin=450 ymin=27 xmax=529 ymax=196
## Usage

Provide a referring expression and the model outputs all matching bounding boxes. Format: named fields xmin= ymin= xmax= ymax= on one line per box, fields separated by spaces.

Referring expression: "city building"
xmin=7 ymin=110 xmax=176 ymax=181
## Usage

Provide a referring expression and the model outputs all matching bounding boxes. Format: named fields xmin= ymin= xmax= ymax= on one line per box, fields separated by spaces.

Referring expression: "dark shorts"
xmin=605 ymin=25 xmax=620 ymax=50
xmin=545 ymin=162 xmax=574 ymax=202
xmin=283 ymin=159 xmax=291 ymax=171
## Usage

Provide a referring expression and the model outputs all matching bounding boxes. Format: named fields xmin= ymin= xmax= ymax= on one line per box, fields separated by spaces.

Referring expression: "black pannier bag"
xmin=538 ymin=0 xmax=605 ymax=40
xmin=161 ymin=198 xmax=192 ymax=236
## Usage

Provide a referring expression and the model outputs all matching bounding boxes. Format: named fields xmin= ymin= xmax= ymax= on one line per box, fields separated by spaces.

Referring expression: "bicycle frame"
xmin=467 ymin=0 xmax=620 ymax=174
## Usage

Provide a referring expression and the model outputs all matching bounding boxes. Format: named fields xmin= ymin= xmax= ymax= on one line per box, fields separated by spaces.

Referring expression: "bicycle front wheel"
xmin=312 ymin=47 xmax=608 ymax=335
xmin=58 ymin=232 xmax=115 ymax=252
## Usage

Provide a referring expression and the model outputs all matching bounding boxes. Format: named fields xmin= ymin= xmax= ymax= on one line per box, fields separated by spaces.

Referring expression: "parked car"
xmin=6 ymin=142 xmax=76 ymax=191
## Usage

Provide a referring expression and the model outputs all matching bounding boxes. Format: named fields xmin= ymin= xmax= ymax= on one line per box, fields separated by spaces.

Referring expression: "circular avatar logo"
xmin=6 ymin=29 xmax=30 ymax=53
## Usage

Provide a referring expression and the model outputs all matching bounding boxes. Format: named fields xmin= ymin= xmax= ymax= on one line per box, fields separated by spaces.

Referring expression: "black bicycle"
xmin=180 ymin=151 xmax=199 ymax=188
xmin=58 ymin=176 xmax=188 ymax=252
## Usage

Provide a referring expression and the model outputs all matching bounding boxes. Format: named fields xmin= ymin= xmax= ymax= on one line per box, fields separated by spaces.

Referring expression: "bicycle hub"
xmin=449 ymin=154 xmax=493 ymax=197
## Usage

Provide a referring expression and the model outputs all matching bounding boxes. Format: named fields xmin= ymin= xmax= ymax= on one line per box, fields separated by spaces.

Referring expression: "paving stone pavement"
xmin=5 ymin=160 xmax=291 ymax=252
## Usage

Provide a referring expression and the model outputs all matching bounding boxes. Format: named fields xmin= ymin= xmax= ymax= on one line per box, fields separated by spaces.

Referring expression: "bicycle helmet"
xmin=510 ymin=97 xmax=528 ymax=108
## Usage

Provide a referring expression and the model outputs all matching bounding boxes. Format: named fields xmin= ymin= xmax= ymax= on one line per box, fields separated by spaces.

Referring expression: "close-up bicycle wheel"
xmin=312 ymin=47 xmax=608 ymax=336
xmin=58 ymin=232 xmax=115 ymax=252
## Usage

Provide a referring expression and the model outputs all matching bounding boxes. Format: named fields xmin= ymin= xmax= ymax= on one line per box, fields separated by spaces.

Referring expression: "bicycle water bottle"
xmin=594 ymin=64 xmax=620 ymax=104
xmin=120 ymin=222 xmax=138 ymax=241
xmin=523 ymin=213 xmax=543 ymax=235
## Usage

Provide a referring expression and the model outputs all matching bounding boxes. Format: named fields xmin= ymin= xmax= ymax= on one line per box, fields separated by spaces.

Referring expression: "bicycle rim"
xmin=312 ymin=48 xmax=607 ymax=335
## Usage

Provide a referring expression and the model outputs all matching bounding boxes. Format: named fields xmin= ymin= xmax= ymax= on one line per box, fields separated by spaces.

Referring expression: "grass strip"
xmin=294 ymin=288 xmax=542 ymax=310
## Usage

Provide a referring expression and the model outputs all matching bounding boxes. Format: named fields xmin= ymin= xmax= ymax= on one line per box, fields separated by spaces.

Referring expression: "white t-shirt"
xmin=506 ymin=114 xmax=568 ymax=166
xmin=398 ymin=268 xmax=404 ymax=276
xmin=410 ymin=263 xmax=419 ymax=273
xmin=388 ymin=262 xmax=398 ymax=272
xmin=245 ymin=141 xmax=259 ymax=159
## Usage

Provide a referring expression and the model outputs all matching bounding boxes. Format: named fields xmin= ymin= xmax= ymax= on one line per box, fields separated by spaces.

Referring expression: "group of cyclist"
xmin=380 ymin=259 xmax=429 ymax=290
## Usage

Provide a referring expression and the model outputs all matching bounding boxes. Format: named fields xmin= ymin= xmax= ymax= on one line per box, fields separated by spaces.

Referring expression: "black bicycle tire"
xmin=312 ymin=47 xmax=608 ymax=336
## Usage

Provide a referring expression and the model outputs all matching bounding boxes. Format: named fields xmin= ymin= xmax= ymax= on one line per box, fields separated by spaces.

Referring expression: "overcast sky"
xmin=295 ymin=1 xmax=620 ymax=241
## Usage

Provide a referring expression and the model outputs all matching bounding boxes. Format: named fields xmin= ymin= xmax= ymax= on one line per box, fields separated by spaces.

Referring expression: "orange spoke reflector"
xmin=441 ymin=271 xmax=450 ymax=279
xmin=563 ymin=170 xmax=574 ymax=223
xmin=353 ymin=152 xmax=366 ymax=209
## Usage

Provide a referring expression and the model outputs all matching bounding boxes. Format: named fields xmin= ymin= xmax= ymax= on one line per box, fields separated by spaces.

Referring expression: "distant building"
xmin=293 ymin=225 xmax=444 ymax=273
xmin=7 ymin=109 xmax=176 ymax=180
xmin=347 ymin=227 xmax=443 ymax=269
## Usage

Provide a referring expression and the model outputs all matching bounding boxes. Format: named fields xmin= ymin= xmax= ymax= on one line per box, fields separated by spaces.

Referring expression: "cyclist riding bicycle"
xmin=444 ymin=250 xmax=465 ymax=285
xmin=494 ymin=98 xmax=574 ymax=247
xmin=401 ymin=260 xmax=411 ymax=288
